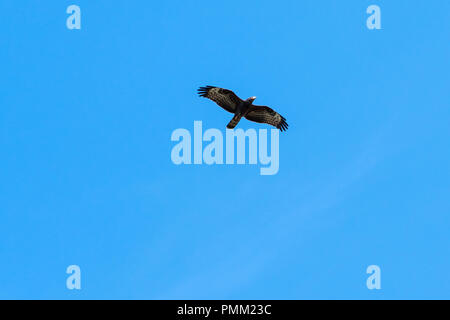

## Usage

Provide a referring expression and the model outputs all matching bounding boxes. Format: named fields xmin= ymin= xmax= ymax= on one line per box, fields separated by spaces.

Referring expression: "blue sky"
xmin=1 ymin=0 xmax=449 ymax=299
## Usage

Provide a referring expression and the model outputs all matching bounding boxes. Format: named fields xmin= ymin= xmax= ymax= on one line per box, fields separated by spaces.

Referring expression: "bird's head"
xmin=246 ymin=96 xmax=257 ymax=104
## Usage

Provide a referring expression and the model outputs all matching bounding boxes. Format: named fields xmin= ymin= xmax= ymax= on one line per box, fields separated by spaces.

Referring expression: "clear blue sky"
xmin=1 ymin=0 xmax=449 ymax=299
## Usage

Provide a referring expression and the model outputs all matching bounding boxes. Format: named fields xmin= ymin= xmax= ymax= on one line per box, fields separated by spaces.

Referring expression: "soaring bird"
xmin=197 ymin=86 xmax=288 ymax=132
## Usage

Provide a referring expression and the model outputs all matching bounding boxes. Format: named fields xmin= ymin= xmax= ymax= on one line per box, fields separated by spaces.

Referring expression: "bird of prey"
xmin=197 ymin=86 xmax=288 ymax=132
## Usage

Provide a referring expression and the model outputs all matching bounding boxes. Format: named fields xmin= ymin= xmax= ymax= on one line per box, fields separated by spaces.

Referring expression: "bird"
xmin=197 ymin=86 xmax=288 ymax=132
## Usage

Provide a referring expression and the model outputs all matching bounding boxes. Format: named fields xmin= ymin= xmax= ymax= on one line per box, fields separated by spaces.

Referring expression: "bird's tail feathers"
xmin=226 ymin=114 xmax=242 ymax=129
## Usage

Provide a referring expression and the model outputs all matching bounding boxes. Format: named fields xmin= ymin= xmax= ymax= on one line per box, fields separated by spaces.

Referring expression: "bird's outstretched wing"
xmin=197 ymin=86 xmax=243 ymax=113
xmin=245 ymin=105 xmax=289 ymax=132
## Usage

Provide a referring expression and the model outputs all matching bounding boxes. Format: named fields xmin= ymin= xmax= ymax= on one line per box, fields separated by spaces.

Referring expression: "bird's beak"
xmin=252 ymin=96 xmax=257 ymax=100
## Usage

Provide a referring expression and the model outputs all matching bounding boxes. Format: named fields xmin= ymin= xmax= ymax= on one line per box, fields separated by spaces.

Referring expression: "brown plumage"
xmin=197 ymin=86 xmax=288 ymax=132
